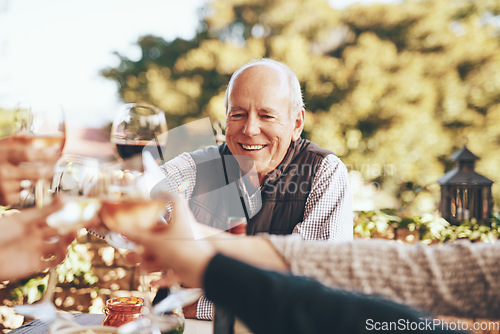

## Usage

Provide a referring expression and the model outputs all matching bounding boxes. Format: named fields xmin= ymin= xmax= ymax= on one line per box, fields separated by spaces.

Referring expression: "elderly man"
xmin=157 ymin=58 xmax=352 ymax=319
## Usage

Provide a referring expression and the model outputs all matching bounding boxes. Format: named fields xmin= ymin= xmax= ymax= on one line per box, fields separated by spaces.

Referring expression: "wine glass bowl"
xmin=13 ymin=103 xmax=66 ymax=156
xmin=11 ymin=103 xmax=66 ymax=207
xmin=111 ymin=103 xmax=167 ymax=162
xmin=98 ymin=168 xmax=166 ymax=232
xmin=96 ymin=164 xmax=188 ymax=334
xmin=47 ymin=155 xmax=102 ymax=235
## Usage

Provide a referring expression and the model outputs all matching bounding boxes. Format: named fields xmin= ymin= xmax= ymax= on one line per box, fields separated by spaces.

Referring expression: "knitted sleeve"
xmin=265 ymin=235 xmax=500 ymax=319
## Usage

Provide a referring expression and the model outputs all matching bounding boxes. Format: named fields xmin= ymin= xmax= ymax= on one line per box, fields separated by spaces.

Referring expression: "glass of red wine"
xmin=111 ymin=103 xmax=167 ymax=163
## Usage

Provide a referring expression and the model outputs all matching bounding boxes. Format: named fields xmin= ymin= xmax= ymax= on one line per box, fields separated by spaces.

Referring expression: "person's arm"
xmin=266 ymin=235 xmax=500 ymax=319
xmin=293 ymin=154 xmax=353 ymax=241
xmin=197 ymin=223 xmax=500 ymax=319
xmin=156 ymin=152 xmax=203 ymax=317
xmin=185 ymin=224 xmax=500 ymax=320
xmin=204 ymin=253 xmax=464 ymax=334
xmin=186 ymin=224 xmax=290 ymax=320
xmin=120 ymin=190 xmax=500 ymax=320
xmin=203 ymin=228 xmax=289 ymax=271
xmin=120 ymin=195 xmax=464 ymax=333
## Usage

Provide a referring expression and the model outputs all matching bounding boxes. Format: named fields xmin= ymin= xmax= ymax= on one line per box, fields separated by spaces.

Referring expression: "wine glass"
xmin=15 ymin=155 xmax=101 ymax=323
xmin=98 ymin=163 xmax=185 ymax=334
xmin=107 ymin=103 xmax=167 ymax=252
xmin=11 ymin=103 xmax=66 ymax=208
xmin=111 ymin=103 xmax=167 ymax=162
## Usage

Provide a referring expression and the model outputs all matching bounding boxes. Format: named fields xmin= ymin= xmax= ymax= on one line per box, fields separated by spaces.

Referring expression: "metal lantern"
xmin=437 ymin=146 xmax=493 ymax=223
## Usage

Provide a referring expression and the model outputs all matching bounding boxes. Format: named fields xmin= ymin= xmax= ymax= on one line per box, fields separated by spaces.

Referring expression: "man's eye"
xmin=231 ymin=113 xmax=244 ymax=118
xmin=261 ymin=115 xmax=274 ymax=119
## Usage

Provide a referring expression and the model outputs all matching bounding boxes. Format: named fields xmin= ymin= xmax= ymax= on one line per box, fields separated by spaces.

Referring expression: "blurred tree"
xmin=0 ymin=108 xmax=16 ymax=138
xmin=102 ymin=0 xmax=500 ymax=211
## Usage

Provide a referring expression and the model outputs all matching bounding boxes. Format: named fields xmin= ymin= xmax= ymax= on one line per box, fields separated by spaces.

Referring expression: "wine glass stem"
xmin=138 ymin=270 xmax=163 ymax=334
xmin=43 ymin=267 xmax=57 ymax=303
xmin=35 ymin=178 xmax=48 ymax=208
xmin=138 ymin=270 xmax=153 ymax=310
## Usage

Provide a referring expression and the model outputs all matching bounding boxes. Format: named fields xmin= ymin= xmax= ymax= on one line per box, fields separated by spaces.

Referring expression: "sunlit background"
xmin=1 ymin=0 xmax=499 ymax=213
xmin=0 ymin=0 xmax=202 ymax=126
xmin=0 ymin=0 xmax=389 ymax=126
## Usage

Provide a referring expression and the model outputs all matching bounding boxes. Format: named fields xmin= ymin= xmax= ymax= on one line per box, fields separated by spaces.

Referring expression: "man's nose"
xmin=242 ymin=115 xmax=261 ymax=136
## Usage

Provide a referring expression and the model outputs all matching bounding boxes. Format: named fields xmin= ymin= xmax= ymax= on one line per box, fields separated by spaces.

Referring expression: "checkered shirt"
xmin=160 ymin=151 xmax=353 ymax=320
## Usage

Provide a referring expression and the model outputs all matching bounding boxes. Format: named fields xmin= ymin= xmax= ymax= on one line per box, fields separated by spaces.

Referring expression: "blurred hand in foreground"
xmin=0 ymin=137 xmax=59 ymax=206
xmin=119 ymin=192 xmax=216 ymax=288
xmin=0 ymin=198 xmax=74 ymax=281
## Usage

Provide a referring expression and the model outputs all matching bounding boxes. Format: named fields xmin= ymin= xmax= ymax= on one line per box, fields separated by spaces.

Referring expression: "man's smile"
xmin=240 ymin=143 xmax=267 ymax=151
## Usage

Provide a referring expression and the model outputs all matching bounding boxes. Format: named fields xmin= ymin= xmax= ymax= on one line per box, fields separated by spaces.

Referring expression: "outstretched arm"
xmin=118 ymin=197 xmax=464 ymax=334
xmin=204 ymin=253 xmax=464 ymax=334
xmin=265 ymin=235 xmax=500 ymax=319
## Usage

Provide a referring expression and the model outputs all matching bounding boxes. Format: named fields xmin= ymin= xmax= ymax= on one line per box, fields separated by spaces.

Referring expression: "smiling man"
xmin=224 ymin=62 xmax=303 ymax=185
xmin=157 ymin=58 xmax=353 ymax=319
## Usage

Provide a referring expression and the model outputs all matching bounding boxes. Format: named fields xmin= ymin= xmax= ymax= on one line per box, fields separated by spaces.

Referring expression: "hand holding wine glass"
xmin=15 ymin=155 xmax=101 ymax=323
xmin=98 ymin=157 xmax=192 ymax=333
xmin=7 ymin=103 xmax=66 ymax=207
xmin=0 ymin=199 xmax=68 ymax=282
xmin=0 ymin=136 xmax=59 ymax=206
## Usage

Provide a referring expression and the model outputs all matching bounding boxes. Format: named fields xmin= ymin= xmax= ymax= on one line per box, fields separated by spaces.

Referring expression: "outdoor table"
xmin=8 ymin=313 xmax=213 ymax=333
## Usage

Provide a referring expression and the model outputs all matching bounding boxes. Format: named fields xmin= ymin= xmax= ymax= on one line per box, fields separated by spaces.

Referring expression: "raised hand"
xmin=0 ymin=198 xmax=74 ymax=281
xmin=119 ymin=192 xmax=216 ymax=288
xmin=0 ymin=137 xmax=60 ymax=206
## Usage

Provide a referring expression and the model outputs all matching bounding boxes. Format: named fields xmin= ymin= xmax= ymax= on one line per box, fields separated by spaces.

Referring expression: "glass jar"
xmin=102 ymin=296 xmax=144 ymax=327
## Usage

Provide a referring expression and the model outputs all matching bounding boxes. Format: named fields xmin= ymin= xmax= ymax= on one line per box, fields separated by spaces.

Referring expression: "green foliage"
xmin=102 ymin=0 xmax=500 ymax=210
xmin=354 ymin=209 xmax=500 ymax=244
xmin=56 ymin=243 xmax=98 ymax=287
xmin=10 ymin=241 xmax=98 ymax=304
xmin=0 ymin=108 xmax=16 ymax=138
xmin=10 ymin=274 xmax=48 ymax=304
xmin=353 ymin=209 xmax=401 ymax=238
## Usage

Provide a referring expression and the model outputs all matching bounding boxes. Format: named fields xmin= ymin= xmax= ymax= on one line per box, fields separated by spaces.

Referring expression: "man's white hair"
xmin=224 ymin=58 xmax=305 ymax=118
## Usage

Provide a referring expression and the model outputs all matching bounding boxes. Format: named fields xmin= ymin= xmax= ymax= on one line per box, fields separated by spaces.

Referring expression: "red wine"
xmin=114 ymin=140 xmax=165 ymax=160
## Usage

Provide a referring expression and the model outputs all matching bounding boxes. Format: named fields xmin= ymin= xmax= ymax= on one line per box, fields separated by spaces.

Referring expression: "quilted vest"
xmin=188 ymin=138 xmax=332 ymax=236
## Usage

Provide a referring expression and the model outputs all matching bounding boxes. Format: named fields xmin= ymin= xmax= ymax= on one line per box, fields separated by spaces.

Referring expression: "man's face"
xmin=225 ymin=65 xmax=304 ymax=183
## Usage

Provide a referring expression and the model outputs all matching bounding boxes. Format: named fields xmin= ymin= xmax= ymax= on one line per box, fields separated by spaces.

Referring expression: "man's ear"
xmin=291 ymin=108 xmax=305 ymax=141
